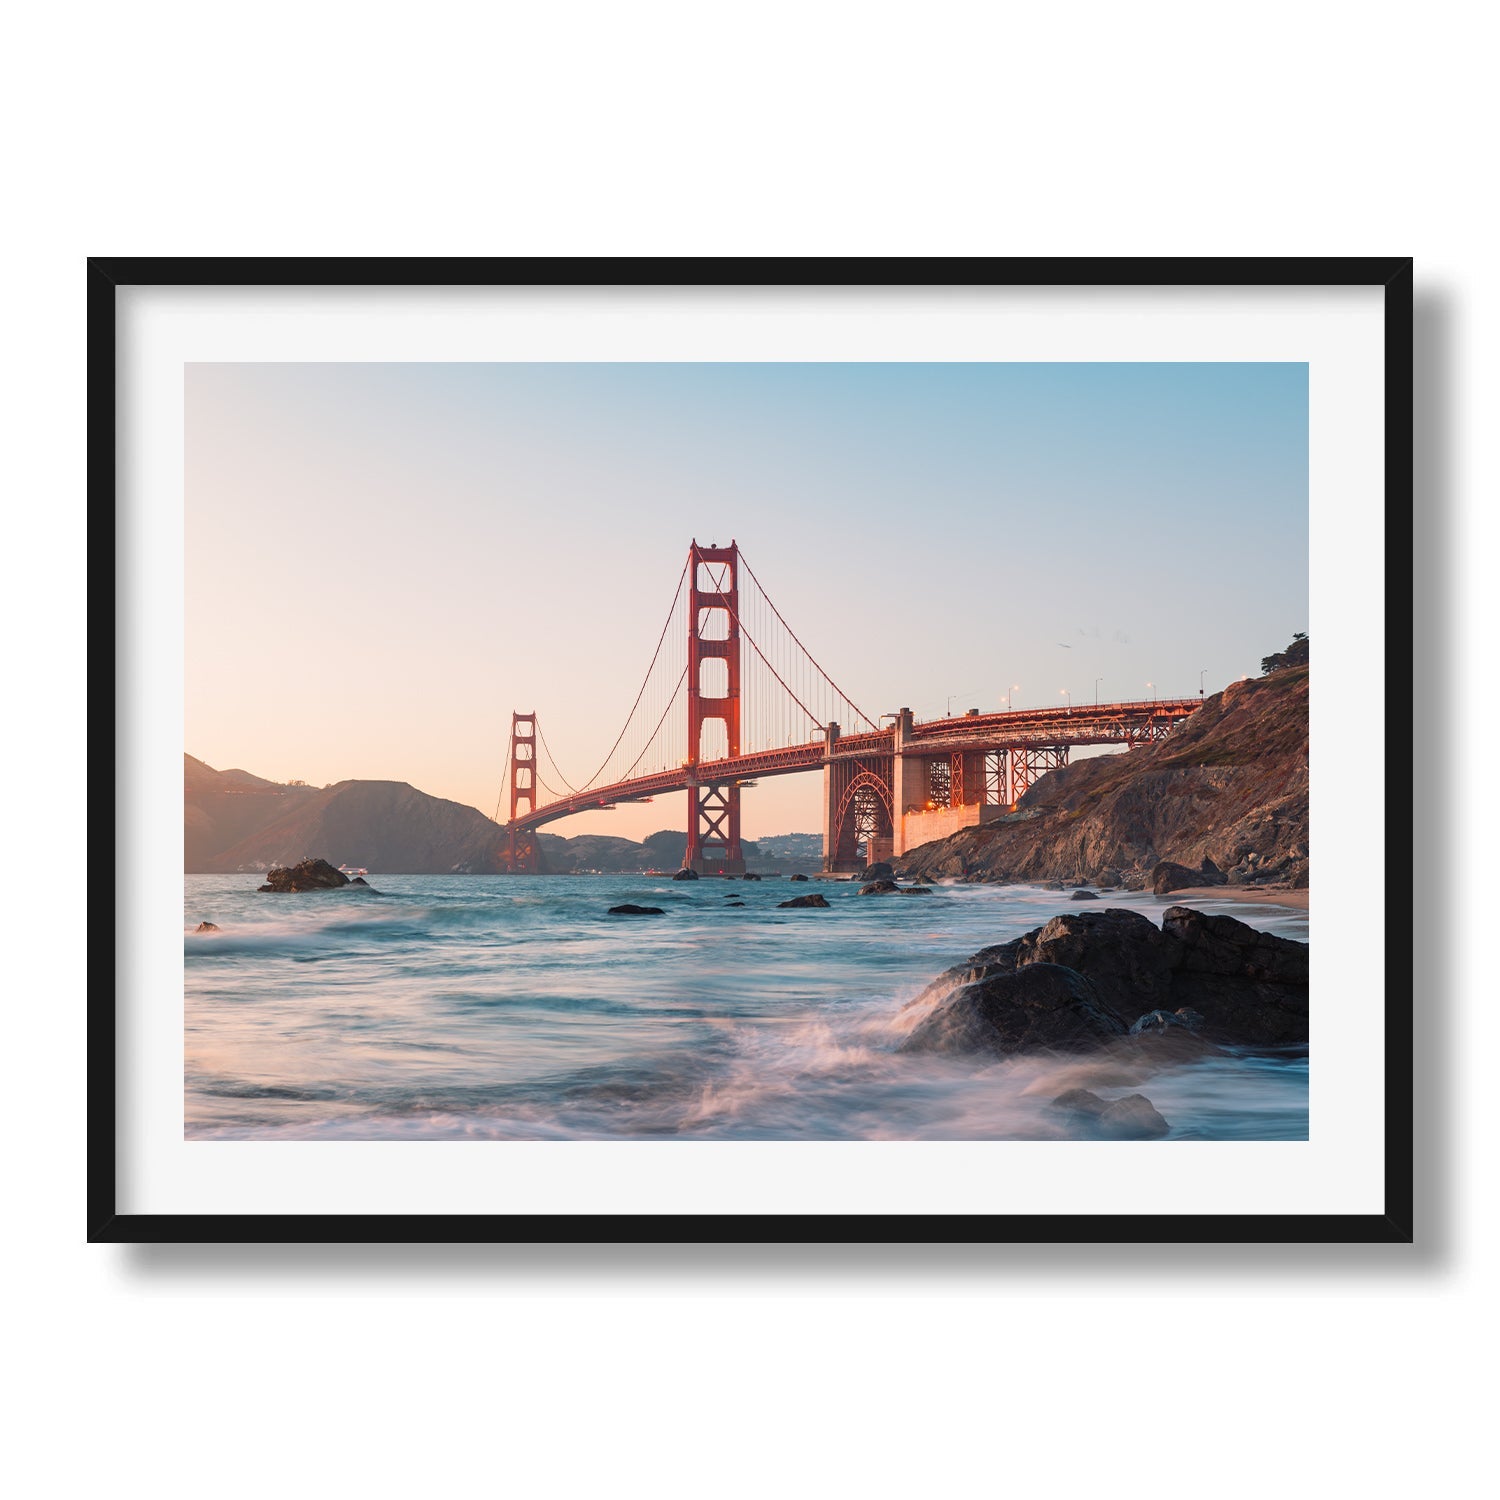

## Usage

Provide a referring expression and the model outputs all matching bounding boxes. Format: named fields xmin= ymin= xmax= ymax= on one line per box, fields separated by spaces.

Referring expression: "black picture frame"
xmin=93 ymin=256 xmax=1414 ymax=1244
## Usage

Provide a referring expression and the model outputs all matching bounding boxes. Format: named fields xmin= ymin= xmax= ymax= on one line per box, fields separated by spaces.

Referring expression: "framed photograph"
xmin=95 ymin=257 xmax=1413 ymax=1243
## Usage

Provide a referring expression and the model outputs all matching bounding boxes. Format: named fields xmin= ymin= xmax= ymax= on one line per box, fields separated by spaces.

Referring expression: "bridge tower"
xmin=684 ymin=540 xmax=745 ymax=876
xmin=506 ymin=711 xmax=541 ymax=874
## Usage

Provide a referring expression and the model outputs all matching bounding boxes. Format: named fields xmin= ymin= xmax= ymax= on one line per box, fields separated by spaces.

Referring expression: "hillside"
xmin=187 ymin=755 xmax=802 ymax=874
xmin=184 ymin=755 xmax=322 ymax=870
xmin=898 ymin=661 xmax=1309 ymax=890
xmin=197 ymin=776 xmax=512 ymax=874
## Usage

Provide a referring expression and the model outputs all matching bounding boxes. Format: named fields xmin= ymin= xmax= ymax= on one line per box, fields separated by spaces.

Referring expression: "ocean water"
xmin=184 ymin=875 xmax=1309 ymax=1141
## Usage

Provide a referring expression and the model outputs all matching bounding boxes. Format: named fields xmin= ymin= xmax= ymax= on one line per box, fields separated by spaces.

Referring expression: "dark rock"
xmin=1098 ymin=1094 xmax=1170 ymax=1139
xmin=726 ymin=901 xmax=746 ymax=907
xmin=1123 ymin=1007 xmax=1219 ymax=1063
xmin=1151 ymin=859 xmax=1227 ymax=895
xmin=899 ymin=962 xmax=1128 ymax=1057
xmin=742 ymin=873 xmax=762 ymax=881
xmin=1048 ymin=1088 xmax=1169 ymax=1138
xmin=857 ymin=862 xmax=895 ymax=884
xmin=788 ymin=873 xmax=809 ymax=882
xmin=778 ymin=893 xmax=831 ymax=909
xmin=257 ymin=858 xmax=351 ymax=893
xmin=1070 ymin=889 xmax=1099 ymax=901
xmin=1049 ymin=1088 xmax=1110 ymax=1119
xmin=1095 ymin=868 xmax=1124 ymax=888
xmin=900 ymin=903 xmax=1307 ymax=1053
xmin=671 ymin=868 xmax=699 ymax=881
xmin=607 ymin=904 xmax=665 ymax=916
xmin=900 ymin=886 xmax=933 ymax=895
xmin=194 ymin=921 xmax=220 ymax=933
xmin=1129 ymin=1008 xmax=1184 ymax=1036
xmin=349 ymin=876 xmax=370 ymax=886
xmin=1159 ymin=905 xmax=1308 ymax=1044
xmin=859 ymin=879 xmax=901 ymax=895
xmin=1020 ymin=908 xmax=1180 ymax=1022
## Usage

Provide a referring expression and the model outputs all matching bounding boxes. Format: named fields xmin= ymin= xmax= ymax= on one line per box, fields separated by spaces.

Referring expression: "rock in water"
xmin=1159 ymin=904 xmax=1308 ymax=1044
xmin=1019 ymin=908 xmax=1180 ymax=1022
xmin=607 ymin=904 xmax=665 ymax=916
xmin=1070 ymin=889 xmax=1099 ymax=900
xmin=857 ymin=862 xmax=895 ymax=884
xmin=1048 ymin=1088 xmax=1170 ymax=1139
xmin=257 ymin=858 xmax=351 ymax=893
xmin=901 ymin=904 xmax=1307 ymax=1053
xmin=194 ymin=921 xmax=220 ymax=933
xmin=1097 ymin=1094 xmax=1170 ymax=1139
xmin=671 ymin=868 xmax=699 ymax=881
xmin=778 ymin=893 xmax=831 ymax=909
xmin=859 ymin=879 xmax=900 ymax=895
xmin=726 ymin=900 xmax=746 ymax=908
xmin=742 ymin=873 xmax=762 ymax=881
xmin=899 ymin=962 xmax=1128 ymax=1057
xmin=900 ymin=886 xmax=933 ymax=895
xmin=788 ymin=873 xmax=809 ymax=882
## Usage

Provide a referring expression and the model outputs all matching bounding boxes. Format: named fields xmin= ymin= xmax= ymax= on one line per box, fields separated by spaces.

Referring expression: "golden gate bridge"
xmin=497 ymin=540 xmax=1204 ymax=875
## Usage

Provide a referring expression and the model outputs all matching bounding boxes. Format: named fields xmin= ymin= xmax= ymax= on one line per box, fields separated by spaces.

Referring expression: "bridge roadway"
xmin=512 ymin=697 xmax=1203 ymax=832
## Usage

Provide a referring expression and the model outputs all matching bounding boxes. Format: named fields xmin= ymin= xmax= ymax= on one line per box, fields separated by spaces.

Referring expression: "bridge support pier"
xmin=503 ymin=711 xmax=541 ymax=874
xmin=686 ymin=781 xmax=745 ymax=877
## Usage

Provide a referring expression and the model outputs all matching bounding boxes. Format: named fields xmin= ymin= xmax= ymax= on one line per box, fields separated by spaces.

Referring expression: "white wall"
xmin=2 ymin=5 xmax=1489 ymax=1496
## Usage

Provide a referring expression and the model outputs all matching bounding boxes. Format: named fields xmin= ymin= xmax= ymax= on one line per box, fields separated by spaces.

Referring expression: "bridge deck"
xmin=510 ymin=698 xmax=1203 ymax=831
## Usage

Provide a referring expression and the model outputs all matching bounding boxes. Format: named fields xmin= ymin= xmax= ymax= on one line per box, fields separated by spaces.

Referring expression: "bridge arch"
xmin=831 ymin=767 xmax=895 ymax=871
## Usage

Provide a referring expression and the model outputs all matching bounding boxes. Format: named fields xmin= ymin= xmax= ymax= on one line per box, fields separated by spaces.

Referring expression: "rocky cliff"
xmin=897 ymin=661 xmax=1309 ymax=890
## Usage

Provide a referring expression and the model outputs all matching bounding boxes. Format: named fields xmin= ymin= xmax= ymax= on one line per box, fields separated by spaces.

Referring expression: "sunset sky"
xmin=185 ymin=362 xmax=1308 ymax=841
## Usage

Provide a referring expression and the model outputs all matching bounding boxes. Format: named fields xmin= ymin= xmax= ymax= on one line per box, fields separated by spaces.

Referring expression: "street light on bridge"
xmin=1147 ymin=681 xmax=1156 ymax=703
xmin=1094 ymin=677 xmax=1103 ymax=706
xmin=1060 ymin=688 xmax=1070 ymax=712
xmin=1200 ymin=669 xmax=1207 ymax=696
xmin=1008 ymin=684 xmax=1020 ymax=711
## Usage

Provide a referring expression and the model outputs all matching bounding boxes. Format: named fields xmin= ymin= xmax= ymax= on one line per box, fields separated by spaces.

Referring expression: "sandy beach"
xmin=1160 ymin=885 xmax=1308 ymax=911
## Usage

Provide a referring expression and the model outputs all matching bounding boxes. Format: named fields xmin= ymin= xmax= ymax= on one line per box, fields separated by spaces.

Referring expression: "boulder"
xmin=1095 ymin=868 xmax=1124 ymax=889
xmin=900 ymin=886 xmax=933 ymax=895
xmin=742 ymin=873 xmax=762 ymax=881
xmin=1049 ymin=1088 xmax=1110 ymax=1120
xmin=607 ymin=904 xmax=664 ymax=916
xmin=1159 ymin=905 xmax=1308 ymax=1044
xmin=857 ymin=862 xmax=895 ymax=884
xmin=671 ymin=868 xmax=699 ymax=881
xmin=1070 ymin=889 xmax=1099 ymax=901
xmin=900 ymin=905 xmax=1308 ymax=1053
xmin=1019 ymin=908 xmax=1179 ymax=1022
xmin=258 ymin=858 xmax=351 ymax=893
xmin=1098 ymin=1094 xmax=1171 ymax=1139
xmin=788 ymin=873 xmax=810 ymax=882
xmin=1151 ymin=859 xmax=1227 ymax=895
xmin=859 ymin=879 xmax=900 ymax=895
xmin=778 ymin=893 xmax=831 ymax=909
xmin=1048 ymin=1088 xmax=1170 ymax=1139
xmin=725 ymin=901 xmax=746 ymax=908
xmin=899 ymin=962 xmax=1128 ymax=1057
xmin=194 ymin=921 xmax=220 ymax=933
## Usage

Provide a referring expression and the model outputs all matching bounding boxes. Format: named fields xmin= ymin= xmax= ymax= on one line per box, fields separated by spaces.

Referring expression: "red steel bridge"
xmin=499 ymin=541 xmax=1205 ymax=875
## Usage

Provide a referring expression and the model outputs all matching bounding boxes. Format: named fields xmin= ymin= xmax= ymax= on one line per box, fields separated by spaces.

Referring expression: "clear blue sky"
xmin=187 ymin=361 xmax=1307 ymax=839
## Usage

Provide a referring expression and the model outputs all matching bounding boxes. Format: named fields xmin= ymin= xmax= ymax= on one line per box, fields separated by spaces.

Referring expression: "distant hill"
xmin=184 ymin=755 xmax=323 ymax=870
xmin=186 ymin=753 xmax=813 ymax=874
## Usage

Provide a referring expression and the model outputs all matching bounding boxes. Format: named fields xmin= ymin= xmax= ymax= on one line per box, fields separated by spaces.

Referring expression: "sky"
xmin=185 ymin=362 xmax=1308 ymax=841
